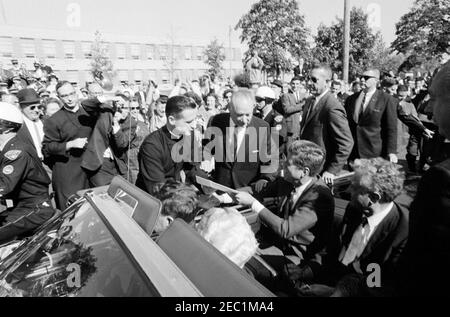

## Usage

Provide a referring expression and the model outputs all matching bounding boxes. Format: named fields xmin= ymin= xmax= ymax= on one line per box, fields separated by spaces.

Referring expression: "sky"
xmin=1 ymin=0 xmax=415 ymax=46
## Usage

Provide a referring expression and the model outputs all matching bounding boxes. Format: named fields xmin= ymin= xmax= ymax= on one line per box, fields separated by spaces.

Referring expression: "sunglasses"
xmin=308 ymin=76 xmax=319 ymax=83
xmin=28 ymin=105 xmax=44 ymax=111
xmin=362 ymin=75 xmax=377 ymax=81
xmin=255 ymin=97 xmax=265 ymax=103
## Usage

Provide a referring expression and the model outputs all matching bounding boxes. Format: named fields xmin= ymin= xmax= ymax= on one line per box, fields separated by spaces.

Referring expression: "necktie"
xmin=305 ymin=97 xmax=316 ymax=122
xmin=353 ymin=93 xmax=366 ymax=123
xmin=340 ymin=216 xmax=369 ymax=266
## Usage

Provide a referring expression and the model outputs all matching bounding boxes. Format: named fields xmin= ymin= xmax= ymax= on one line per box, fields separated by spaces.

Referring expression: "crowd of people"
xmin=0 ymin=54 xmax=449 ymax=297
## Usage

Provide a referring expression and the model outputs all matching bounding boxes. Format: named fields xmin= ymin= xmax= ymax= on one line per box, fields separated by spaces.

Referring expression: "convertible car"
xmin=0 ymin=176 xmax=274 ymax=297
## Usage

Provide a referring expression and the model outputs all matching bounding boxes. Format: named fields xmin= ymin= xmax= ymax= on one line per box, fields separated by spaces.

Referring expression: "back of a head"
xmin=431 ymin=60 xmax=450 ymax=139
xmin=157 ymin=180 xmax=199 ymax=224
xmin=196 ymin=208 xmax=258 ymax=269
xmin=0 ymin=102 xmax=23 ymax=134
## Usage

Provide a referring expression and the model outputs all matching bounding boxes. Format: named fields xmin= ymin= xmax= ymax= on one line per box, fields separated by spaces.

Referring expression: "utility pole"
xmin=170 ymin=25 xmax=175 ymax=84
xmin=0 ymin=0 xmax=8 ymax=25
xmin=229 ymin=25 xmax=232 ymax=79
xmin=343 ymin=0 xmax=350 ymax=83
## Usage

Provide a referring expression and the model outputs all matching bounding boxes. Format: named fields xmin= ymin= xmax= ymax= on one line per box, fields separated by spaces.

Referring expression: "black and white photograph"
xmin=0 ymin=0 xmax=449 ymax=300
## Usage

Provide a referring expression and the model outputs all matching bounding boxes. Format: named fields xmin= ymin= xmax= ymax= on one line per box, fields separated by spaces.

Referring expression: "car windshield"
xmin=0 ymin=198 xmax=158 ymax=297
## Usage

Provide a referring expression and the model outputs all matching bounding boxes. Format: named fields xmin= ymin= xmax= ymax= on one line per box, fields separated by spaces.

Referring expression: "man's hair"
xmin=311 ymin=63 xmax=333 ymax=80
xmin=288 ymin=140 xmax=326 ymax=177
xmin=397 ymin=85 xmax=409 ymax=93
xmin=165 ymin=95 xmax=197 ymax=118
xmin=55 ymin=81 xmax=72 ymax=94
xmin=223 ymin=89 xmax=233 ymax=99
xmin=156 ymin=180 xmax=199 ymax=224
xmin=291 ymin=76 xmax=304 ymax=83
xmin=196 ymin=208 xmax=258 ymax=268
xmin=381 ymin=78 xmax=397 ymax=88
xmin=351 ymin=158 xmax=405 ymax=203
xmin=230 ymin=89 xmax=255 ymax=111
xmin=155 ymin=96 xmax=168 ymax=105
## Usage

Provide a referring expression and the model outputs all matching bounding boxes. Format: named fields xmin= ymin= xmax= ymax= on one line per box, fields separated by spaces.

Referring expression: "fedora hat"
xmin=17 ymin=88 xmax=41 ymax=106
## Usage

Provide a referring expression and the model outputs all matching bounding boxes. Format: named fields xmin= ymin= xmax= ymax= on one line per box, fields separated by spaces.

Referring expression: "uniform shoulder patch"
xmin=3 ymin=165 xmax=14 ymax=175
xmin=4 ymin=150 xmax=22 ymax=161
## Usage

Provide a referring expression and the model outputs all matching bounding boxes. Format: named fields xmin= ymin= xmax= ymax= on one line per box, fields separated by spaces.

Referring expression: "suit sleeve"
xmin=138 ymin=138 xmax=165 ymax=194
xmin=382 ymin=95 xmax=398 ymax=155
xmin=326 ymin=103 xmax=354 ymax=175
xmin=257 ymin=187 xmax=333 ymax=240
xmin=42 ymin=117 xmax=68 ymax=158
xmin=397 ymin=103 xmax=425 ymax=137
xmin=281 ymin=94 xmax=305 ymax=115
xmin=113 ymin=126 xmax=137 ymax=150
xmin=81 ymin=98 xmax=105 ymax=117
xmin=259 ymin=121 xmax=278 ymax=181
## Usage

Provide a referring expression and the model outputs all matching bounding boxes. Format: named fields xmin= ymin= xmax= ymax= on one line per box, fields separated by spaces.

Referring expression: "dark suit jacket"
xmin=300 ymin=92 xmax=353 ymax=175
xmin=42 ymin=99 xmax=100 ymax=209
xmin=399 ymin=158 xmax=450 ymax=296
xmin=17 ymin=124 xmax=38 ymax=156
xmin=207 ymin=113 xmax=275 ymax=189
xmin=321 ymin=201 xmax=409 ymax=296
xmin=280 ymin=92 xmax=306 ymax=139
xmin=345 ymin=90 xmax=397 ymax=159
xmin=258 ymin=177 xmax=335 ymax=262
xmin=258 ymin=109 xmax=287 ymax=154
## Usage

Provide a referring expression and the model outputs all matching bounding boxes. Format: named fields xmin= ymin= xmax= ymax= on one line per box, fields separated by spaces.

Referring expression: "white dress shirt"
xmin=229 ymin=118 xmax=247 ymax=154
xmin=291 ymin=179 xmax=313 ymax=207
xmin=362 ymin=89 xmax=377 ymax=112
xmin=23 ymin=116 xmax=44 ymax=159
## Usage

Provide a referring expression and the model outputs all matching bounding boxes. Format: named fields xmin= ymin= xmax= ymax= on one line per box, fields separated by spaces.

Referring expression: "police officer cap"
xmin=0 ymin=102 xmax=24 ymax=125
xmin=256 ymin=86 xmax=276 ymax=100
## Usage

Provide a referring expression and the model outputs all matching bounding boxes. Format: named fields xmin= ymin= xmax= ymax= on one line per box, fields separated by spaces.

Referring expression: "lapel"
xmin=302 ymin=93 xmax=329 ymax=133
xmin=300 ymin=97 xmax=314 ymax=135
xmin=292 ymin=178 xmax=317 ymax=211
xmin=360 ymin=90 xmax=381 ymax=121
xmin=360 ymin=203 xmax=399 ymax=259
xmin=19 ymin=124 xmax=35 ymax=149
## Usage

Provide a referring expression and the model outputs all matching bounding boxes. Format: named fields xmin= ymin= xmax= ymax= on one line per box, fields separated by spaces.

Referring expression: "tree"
xmin=392 ymin=0 xmax=450 ymax=63
xmin=204 ymin=39 xmax=226 ymax=80
xmin=236 ymin=0 xmax=310 ymax=78
xmin=369 ymin=35 xmax=406 ymax=74
xmin=90 ymin=31 xmax=116 ymax=84
xmin=313 ymin=7 xmax=382 ymax=80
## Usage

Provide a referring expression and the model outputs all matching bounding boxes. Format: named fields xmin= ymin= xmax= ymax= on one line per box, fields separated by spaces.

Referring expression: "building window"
xmin=159 ymin=45 xmax=168 ymax=61
xmin=81 ymin=42 xmax=92 ymax=59
xmin=131 ymin=44 xmax=140 ymax=60
xmin=41 ymin=40 xmax=57 ymax=59
xmin=63 ymin=41 xmax=76 ymax=59
xmin=21 ymin=38 xmax=36 ymax=58
xmin=0 ymin=36 xmax=13 ymax=58
xmin=184 ymin=46 xmax=192 ymax=60
xmin=161 ymin=70 xmax=170 ymax=84
xmin=116 ymin=43 xmax=126 ymax=60
xmin=196 ymin=47 xmax=203 ymax=61
xmin=146 ymin=45 xmax=154 ymax=60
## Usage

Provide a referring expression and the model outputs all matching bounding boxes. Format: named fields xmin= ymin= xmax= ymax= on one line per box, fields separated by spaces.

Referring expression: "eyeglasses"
xmin=123 ymin=107 xmax=139 ymax=110
xmin=362 ymin=75 xmax=377 ymax=81
xmin=59 ymin=91 xmax=77 ymax=99
xmin=255 ymin=97 xmax=265 ymax=103
xmin=28 ymin=105 xmax=44 ymax=111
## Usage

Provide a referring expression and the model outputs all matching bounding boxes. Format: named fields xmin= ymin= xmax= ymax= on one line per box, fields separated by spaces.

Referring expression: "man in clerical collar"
xmin=136 ymin=95 xmax=202 ymax=196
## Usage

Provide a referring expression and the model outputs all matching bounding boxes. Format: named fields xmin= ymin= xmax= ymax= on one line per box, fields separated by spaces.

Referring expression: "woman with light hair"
xmin=196 ymin=208 xmax=258 ymax=269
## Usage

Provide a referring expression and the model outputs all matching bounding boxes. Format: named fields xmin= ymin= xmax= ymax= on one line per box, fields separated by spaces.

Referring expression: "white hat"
xmin=0 ymin=102 xmax=24 ymax=125
xmin=255 ymin=86 xmax=275 ymax=100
